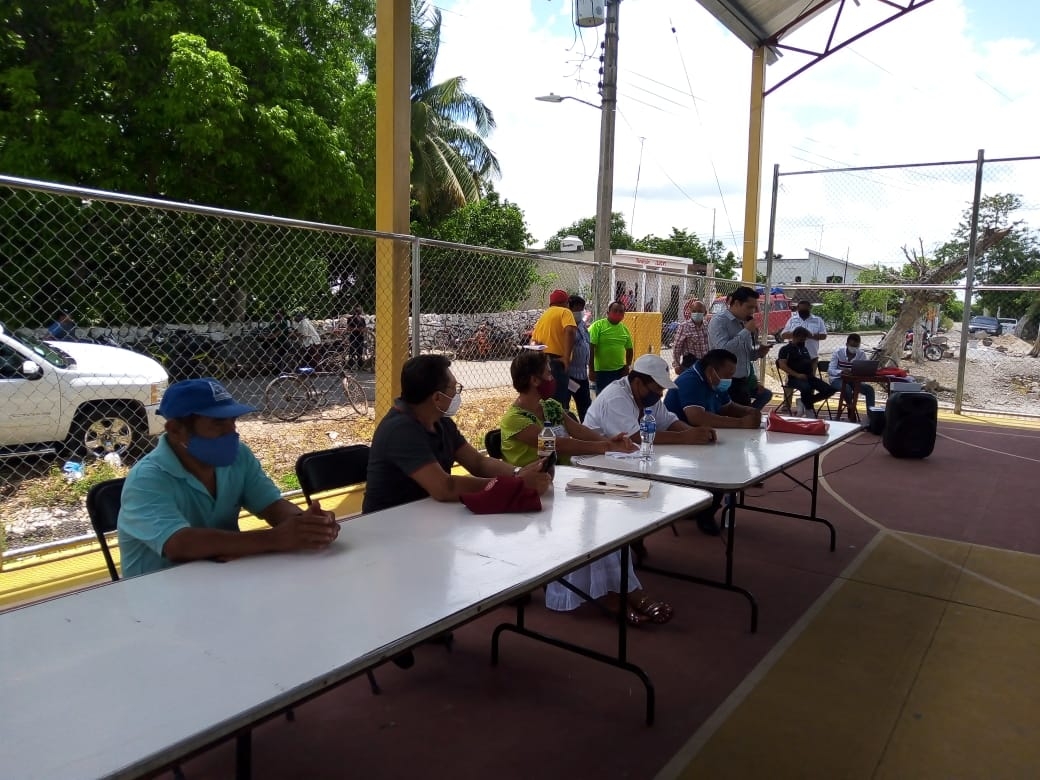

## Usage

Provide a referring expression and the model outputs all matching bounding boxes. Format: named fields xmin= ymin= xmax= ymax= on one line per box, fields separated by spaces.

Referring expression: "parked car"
xmin=967 ymin=316 xmax=1003 ymax=336
xmin=998 ymin=317 xmax=1019 ymax=335
xmin=0 ymin=322 xmax=168 ymax=461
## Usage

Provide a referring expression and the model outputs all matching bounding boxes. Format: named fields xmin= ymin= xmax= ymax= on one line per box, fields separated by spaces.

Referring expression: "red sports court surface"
xmin=170 ymin=416 xmax=1040 ymax=779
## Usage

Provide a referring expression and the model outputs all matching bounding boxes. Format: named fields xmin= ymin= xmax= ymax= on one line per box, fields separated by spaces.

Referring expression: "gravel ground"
xmin=4 ymin=332 xmax=1037 ymax=553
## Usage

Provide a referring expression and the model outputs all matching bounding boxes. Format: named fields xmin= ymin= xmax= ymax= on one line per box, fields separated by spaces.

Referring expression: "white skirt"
xmin=544 ymin=550 xmax=641 ymax=611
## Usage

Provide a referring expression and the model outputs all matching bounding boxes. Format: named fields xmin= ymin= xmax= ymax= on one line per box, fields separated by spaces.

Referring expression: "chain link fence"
xmin=0 ymin=175 xmax=726 ymax=556
xmin=765 ymin=153 xmax=1040 ymax=417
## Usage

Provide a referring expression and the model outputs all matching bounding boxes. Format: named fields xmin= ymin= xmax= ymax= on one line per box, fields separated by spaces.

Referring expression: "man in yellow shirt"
xmin=531 ymin=288 xmax=577 ymax=406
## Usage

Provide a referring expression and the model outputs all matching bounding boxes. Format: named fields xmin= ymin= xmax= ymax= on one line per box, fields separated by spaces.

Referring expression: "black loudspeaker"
xmin=883 ymin=392 xmax=938 ymax=458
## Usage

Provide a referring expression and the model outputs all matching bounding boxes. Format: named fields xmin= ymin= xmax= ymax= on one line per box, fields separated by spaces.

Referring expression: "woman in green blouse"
xmin=497 ymin=350 xmax=673 ymax=626
xmin=501 ymin=350 xmax=636 ymax=466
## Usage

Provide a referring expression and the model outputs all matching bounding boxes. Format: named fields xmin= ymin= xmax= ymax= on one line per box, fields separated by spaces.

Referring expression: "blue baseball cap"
xmin=158 ymin=378 xmax=257 ymax=419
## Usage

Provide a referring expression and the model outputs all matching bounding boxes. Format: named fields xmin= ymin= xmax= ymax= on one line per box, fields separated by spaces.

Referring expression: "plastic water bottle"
xmin=537 ymin=424 xmax=556 ymax=459
xmin=62 ymin=461 xmax=84 ymax=483
xmin=639 ymin=407 xmax=656 ymax=458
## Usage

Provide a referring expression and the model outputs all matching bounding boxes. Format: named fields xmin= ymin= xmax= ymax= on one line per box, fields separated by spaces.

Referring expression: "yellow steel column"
xmin=375 ymin=0 xmax=411 ymax=415
xmin=741 ymin=46 xmax=767 ymax=283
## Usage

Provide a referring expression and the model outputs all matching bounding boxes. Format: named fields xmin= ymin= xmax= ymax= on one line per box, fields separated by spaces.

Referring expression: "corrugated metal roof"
xmin=694 ymin=0 xmax=839 ymax=51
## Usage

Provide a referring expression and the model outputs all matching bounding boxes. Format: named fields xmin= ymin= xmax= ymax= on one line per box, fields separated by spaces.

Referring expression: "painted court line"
xmin=658 ymin=426 xmax=1040 ymax=779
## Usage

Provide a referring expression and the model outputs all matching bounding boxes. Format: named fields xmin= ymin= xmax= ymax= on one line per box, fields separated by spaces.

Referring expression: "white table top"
xmin=572 ymin=421 xmax=862 ymax=490
xmin=0 ymin=467 xmax=710 ymax=780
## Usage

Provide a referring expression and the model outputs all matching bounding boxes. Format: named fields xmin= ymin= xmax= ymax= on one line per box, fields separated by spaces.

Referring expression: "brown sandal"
xmin=603 ymin=593 xmax=649 ymax=626
xmin=632 ymin=595 xmax=674 ymax=624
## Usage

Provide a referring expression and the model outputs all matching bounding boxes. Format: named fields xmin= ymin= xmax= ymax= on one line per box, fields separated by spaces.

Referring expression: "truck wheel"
xmin=67 ymin=404 xmax=149 ymax=463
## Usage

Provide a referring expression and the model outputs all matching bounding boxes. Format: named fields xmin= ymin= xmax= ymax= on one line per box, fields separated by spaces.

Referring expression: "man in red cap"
xmin=530 ymin=288 xmax=577 ymax=407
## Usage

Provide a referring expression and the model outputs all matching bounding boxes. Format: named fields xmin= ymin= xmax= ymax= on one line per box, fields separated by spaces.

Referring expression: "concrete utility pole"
xmin=593 ymin=0 xmax=620 ymax=318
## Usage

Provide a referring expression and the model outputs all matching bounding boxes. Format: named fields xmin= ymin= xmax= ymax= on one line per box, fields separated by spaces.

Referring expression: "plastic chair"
xmin=86 ymin=478 xmax=125 ymax=582
xmin=816 ymin=362 xmax=836 ymax=419
xmin=296 ymin=444 xmax=371 ymax=502
xmin=776 ymin=359 xmax=822 ymax=418
xmin=774 ymin=360 xmax=795 ymax=414
xmin=484 ymin=429 xmax=503 ymax=459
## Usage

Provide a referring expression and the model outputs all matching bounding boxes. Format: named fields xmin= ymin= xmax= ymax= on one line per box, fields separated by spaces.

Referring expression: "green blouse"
xmin=500 ymin=398 xmax=570 ymax=467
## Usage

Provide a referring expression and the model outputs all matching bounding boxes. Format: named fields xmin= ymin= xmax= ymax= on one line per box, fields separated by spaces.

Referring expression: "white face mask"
xmin=440 ymin=390 xmax=462 ymax=417
xmin=691 ymin=312 xmax=705 ymax=323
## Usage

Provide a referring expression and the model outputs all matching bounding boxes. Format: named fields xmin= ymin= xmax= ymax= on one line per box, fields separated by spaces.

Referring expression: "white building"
xmin=757 ymin=249 xmax=870 ymax=285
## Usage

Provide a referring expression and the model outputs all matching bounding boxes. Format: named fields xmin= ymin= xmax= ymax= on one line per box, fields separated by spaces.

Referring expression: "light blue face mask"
xmin=716 ymin=377 xmax=732 ymax=392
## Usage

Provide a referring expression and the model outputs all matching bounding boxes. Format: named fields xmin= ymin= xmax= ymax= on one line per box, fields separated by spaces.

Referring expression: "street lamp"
xmin=534 ymin=1 xmax=619 ymax=318
xmin=535 ymin=93 xmax=601 ymax=110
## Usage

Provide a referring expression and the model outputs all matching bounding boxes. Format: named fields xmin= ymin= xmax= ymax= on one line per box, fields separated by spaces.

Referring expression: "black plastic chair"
xmin=86 ymin=478 xmax=125 ymax=582
xmin=484 ymin=429 xmax=503 ymax=459
xmin=294 ymin=445 xmax=388 ymax=694
xmin=816 ymin=362 xmax=836 ymax=419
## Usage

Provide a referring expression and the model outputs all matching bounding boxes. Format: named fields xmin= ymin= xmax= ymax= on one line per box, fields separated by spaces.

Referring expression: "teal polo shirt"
xmin=117 ymin=434 xmax=283 ymax=577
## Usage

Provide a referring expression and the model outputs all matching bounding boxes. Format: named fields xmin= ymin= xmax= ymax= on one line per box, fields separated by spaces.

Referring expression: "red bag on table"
xmin=460 ymin=476 xmax=542 ymax=514
xmin=765 ymin=409 xmax=829 ymax=436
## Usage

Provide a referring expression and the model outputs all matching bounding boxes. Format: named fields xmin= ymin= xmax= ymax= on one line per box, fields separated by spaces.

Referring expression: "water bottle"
xmin=62 ymin=461 xmax=84 ymax=483
xmin=537 ymin=424 xmax=556 ymax=459
xmin=639 ymin=407 xmax=656 ymax=458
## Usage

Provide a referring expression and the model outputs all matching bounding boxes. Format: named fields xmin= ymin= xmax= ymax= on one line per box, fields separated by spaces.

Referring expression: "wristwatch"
xmin=512 ymin=466 xmax=522 ymax=477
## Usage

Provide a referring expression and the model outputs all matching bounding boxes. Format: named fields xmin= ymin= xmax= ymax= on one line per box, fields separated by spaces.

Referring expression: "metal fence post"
xmin=953 ymin=149 xmax=986 ymax=416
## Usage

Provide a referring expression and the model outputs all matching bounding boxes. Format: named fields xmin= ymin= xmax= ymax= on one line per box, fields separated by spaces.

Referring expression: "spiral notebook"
xmin=565 ymin=477 xmax=652 ymax=498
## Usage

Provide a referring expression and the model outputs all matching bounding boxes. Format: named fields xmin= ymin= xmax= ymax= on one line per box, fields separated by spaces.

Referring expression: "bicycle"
xmin=264 ymin=366 xmax=369 ymax=421
xmin=865 ymin=341 xmax=900 ymax=369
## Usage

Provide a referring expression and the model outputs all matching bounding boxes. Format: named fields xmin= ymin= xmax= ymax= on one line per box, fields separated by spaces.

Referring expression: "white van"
xmin=0 ymin=323 xmax=168 ymax=461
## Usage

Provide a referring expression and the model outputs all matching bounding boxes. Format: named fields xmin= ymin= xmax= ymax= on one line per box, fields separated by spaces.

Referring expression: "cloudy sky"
xmin=432 ymin=0 xmax=1040 ymax=268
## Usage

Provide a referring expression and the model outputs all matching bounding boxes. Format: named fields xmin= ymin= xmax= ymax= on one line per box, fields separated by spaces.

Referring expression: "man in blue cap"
xmin=117 ymin=378 xmax=339 ymax=577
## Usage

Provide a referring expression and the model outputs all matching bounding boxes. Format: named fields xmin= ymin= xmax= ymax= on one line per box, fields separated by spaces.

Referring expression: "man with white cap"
xmin=117 ymin=378 xmax=339 ymax=577
xmin=585 ymin=354 xmax=718 ymax=547
xmin=584 ymin=353 xmax=717 ymax=447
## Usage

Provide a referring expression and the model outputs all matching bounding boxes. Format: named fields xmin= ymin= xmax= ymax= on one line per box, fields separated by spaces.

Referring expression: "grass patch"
xmin=18 ymin=460 xmax=129 ymax=509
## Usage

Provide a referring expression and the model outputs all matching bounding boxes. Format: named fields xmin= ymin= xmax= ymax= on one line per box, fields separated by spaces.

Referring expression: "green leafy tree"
xmin=714 ymin=250 xmax=738 ymax=280
xmin=818 ymin=291 xmax=857 ymax=332
xmin=407 ymin=1 xmax=500 ymax=223
xmin=0 ymin=0 xmax=377 ymax=327
xmin=634 ymin=228 xmax=707 ymax=261
xmin=856 ymin=267 xmax=899 ymax=326
xmin=544 ymin=212 xmax=635 ymax=251
xmin=0 ymin=0 xmax=375 ymax=223
xmin=419 ymin=189 xmax=535 ymax=312
xmin=934 ymin=194 xmax=1040 ymax=318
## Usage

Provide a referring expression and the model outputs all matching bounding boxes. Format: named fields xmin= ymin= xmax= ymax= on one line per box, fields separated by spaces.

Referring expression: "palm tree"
xmin=410 ymin=1 xmax=500 ymax=222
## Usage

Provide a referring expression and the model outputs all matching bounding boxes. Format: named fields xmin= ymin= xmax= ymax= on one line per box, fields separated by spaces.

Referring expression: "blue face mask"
xmin=186 ymin=432 xmax=240 ymax=467
xmin=716 ymin=377 xmax=732 ymax=392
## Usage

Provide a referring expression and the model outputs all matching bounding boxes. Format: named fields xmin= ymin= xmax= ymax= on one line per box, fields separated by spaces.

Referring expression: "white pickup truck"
xmin=0 ymin=323 xmax=168 ymax=461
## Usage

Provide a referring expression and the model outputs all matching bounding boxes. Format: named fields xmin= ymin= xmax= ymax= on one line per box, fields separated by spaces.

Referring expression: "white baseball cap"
xmin=632 ymin=354 xmax=676 ymax=389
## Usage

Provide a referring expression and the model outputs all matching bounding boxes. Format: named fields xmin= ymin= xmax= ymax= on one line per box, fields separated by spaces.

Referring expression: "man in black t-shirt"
xmin=777 ymin=327 xmax=836 ymax=417
xmin=363 ymin=354 xmax=551 ymax=514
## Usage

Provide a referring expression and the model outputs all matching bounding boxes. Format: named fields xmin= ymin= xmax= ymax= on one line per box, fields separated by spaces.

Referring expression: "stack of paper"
xmin=565 ymin=477 xmax=652 ymax=498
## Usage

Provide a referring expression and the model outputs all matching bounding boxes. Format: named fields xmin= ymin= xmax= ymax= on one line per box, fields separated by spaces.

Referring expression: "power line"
xmin=668 ymin=18 xmax=740 ymax=256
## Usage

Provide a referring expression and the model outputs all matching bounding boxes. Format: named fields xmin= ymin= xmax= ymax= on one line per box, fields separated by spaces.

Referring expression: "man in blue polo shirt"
xmin=118 ymin=378 xmax=339 ymax=577
xmin=664 ymin=349 xmax=761 ymax=430
xmin=663 ymin=349 xmax=760 ymax=536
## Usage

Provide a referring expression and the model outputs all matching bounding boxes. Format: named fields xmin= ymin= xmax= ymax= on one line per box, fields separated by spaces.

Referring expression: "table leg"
xmin=235 ymin=732 xmax=252 ymax=780
xmin=490 ymin=544 xmax=657 ymax=724
xmin=639 ymin=494 xmax=759 ymax=633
